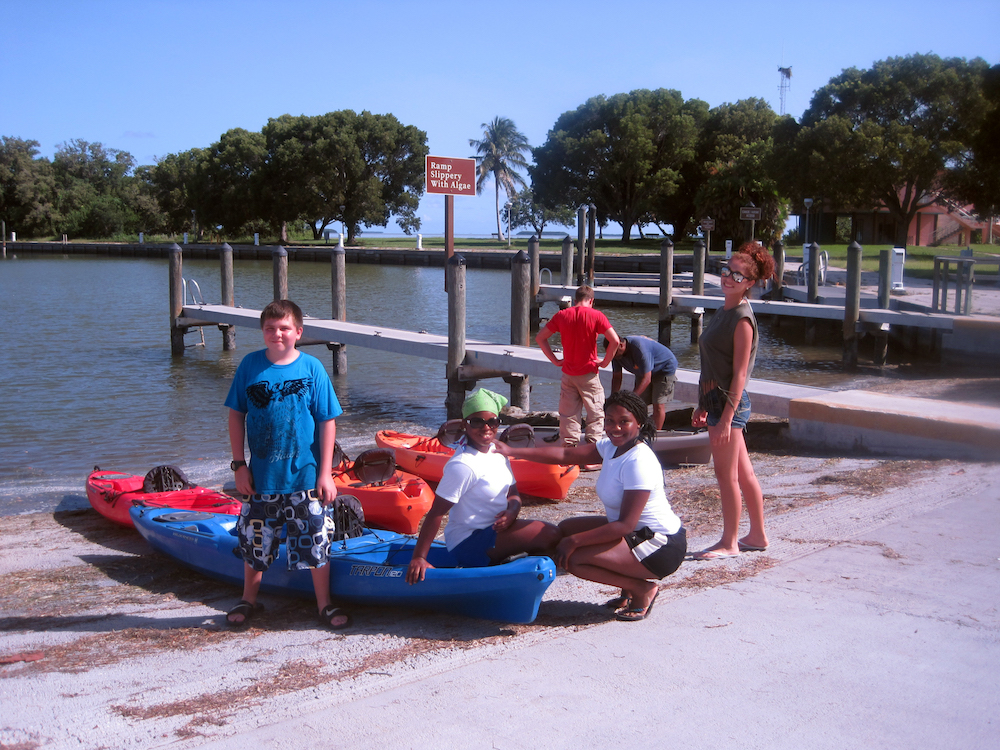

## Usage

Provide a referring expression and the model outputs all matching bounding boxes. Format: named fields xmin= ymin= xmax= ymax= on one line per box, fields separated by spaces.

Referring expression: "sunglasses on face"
xmin=466 ymin=416 xmax=501 ymax=429
xmin=720 ymin=265 xmax=749 ymax=284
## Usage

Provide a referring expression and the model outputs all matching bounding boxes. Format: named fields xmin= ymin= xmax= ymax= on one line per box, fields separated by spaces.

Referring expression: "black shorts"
xmin=625 ymin=526 xmax=687 ymax=579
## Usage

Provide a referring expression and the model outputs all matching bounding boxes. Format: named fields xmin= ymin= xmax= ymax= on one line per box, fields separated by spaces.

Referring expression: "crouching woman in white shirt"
xmin=495 ymin=390 xmax=685 ymax=621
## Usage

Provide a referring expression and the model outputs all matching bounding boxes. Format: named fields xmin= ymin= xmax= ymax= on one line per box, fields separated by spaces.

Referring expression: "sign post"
xmin=740 ymin=205 xmax=763 ymax=240
xmin=426 ymin=155 xmax=477 ymax=271
xmin=700 ymin=217 xmax=714 ymax=255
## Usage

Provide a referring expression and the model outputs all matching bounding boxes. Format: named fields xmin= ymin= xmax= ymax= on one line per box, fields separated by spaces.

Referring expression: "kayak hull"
xmin=332 ymin=467 xmax=434 ymax=535
xmin=130 ymin=506 xmax=556 ymax=624
xmin=86 ymin=469 xmax=242 ymax=527
xmin=531 ymin=427 xmax=712 ymax=467
xmin=374 ymin=430 xmax=580 ymax=500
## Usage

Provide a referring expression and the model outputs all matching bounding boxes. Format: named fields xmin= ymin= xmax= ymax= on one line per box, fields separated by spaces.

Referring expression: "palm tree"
xmin=469 ymin=117 xmax=530 ymax=241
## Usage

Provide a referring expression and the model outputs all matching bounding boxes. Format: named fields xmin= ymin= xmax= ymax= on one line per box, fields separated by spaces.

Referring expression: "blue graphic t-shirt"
xmin=225 ymin=350 xmax=343 ymax=494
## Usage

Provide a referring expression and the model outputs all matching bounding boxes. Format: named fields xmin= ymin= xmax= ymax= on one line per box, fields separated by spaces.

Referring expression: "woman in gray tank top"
xmin=691 ymin=242 xmax=775 ymax=561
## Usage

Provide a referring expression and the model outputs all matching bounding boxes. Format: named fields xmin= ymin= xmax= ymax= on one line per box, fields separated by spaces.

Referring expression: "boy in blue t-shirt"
xmin=224 ymin=299 xmax=349 ymax=630
xmin=609 ymin=335 xmax=678 ymax=430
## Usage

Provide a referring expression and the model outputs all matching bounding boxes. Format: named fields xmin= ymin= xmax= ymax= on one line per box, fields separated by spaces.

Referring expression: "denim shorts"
xmin=703 ymin=388 xmax=751 ymax=430
xmin=450 ymin=526 xmax=498 ymax=567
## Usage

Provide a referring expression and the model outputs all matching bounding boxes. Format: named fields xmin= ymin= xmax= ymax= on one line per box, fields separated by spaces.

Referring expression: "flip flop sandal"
xmin=319 ymin=604 xmax=353 ymax=631
xmin=604 ymin=594 xmax=631 ymax=610
xmin=226 ymin=599 xmax=264 ymax=628
xmin=615 ymin=590 xmax=659 ymax=622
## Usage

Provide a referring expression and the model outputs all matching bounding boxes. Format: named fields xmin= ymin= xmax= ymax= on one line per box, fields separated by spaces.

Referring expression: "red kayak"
xmin=374 ymin=428 xmax=580 ymax=500
xmin=332 ymin=448 xmax=434 ymax=535
xmin=86 ymin=465 xmax=242 ymax=527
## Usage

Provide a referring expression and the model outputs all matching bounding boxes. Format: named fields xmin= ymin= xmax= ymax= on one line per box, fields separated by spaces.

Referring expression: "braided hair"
xmin=604 ymin=390 xmax=657 ymax=445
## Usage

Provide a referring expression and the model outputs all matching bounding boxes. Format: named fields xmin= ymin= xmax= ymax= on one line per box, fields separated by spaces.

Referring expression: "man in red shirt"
xmin=536 ymin=286 xmax=620 ymax=448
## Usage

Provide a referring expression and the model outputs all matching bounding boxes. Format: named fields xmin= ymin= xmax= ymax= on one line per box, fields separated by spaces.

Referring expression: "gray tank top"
xmin=697 ymin=302 xmax=758 ymax=403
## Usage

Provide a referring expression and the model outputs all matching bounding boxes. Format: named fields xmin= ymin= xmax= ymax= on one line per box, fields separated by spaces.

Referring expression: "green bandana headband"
xmin=462 ymin=388 xmax=508 ymax=418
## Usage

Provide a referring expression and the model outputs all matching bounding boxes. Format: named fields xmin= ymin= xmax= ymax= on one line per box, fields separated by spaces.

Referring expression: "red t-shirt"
xmin=545 ymin=305 xmax=612 ymax=376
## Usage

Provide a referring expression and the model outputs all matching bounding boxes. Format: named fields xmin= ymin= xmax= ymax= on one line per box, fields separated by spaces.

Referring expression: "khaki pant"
xmin=558 ymin=372 xmax=605 ymax=446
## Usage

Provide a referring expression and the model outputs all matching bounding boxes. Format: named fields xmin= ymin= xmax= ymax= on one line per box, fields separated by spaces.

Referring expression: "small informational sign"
xmin=740 ymin=206 xmax=763 ymax=221
xmin=700 ymin=217 xmax=715 ymax=231
xmin=426 ymin=156 xmax=477 ymax=196
xmin=725 ymin=239 xmax=733 ymax=259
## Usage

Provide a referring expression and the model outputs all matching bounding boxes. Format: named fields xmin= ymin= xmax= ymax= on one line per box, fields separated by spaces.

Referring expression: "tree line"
xmin=2 ymin=54 xmax=997 ymax=247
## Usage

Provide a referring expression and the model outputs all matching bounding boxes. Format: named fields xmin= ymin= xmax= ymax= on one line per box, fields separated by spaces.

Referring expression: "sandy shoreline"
xmin=2 ymin=431 xmax=998 ymax=748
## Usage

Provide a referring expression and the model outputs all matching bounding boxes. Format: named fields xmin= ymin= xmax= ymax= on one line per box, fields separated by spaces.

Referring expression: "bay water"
xmin=0 ymin=254 xmax=854 ymax=516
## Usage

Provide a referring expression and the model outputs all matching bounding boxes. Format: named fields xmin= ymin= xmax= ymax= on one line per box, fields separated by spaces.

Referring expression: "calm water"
xmin=0 ymin=254 xmax=858 ymax=516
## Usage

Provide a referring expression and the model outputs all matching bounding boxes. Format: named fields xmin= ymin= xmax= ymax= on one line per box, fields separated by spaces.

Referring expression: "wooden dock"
xmin=178 ymin=303 xmax=827 ymax=420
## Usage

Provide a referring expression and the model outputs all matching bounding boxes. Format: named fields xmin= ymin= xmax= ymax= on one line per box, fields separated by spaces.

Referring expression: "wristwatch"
xmin=230 ymin=459 xmax=247 ymax=471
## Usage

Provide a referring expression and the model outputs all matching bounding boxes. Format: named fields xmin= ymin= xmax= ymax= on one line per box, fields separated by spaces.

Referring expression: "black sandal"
xmin=226 ymin=599 xmax=263 ymax=628
xmin=319 ymin=604 xmax=353 ymax=630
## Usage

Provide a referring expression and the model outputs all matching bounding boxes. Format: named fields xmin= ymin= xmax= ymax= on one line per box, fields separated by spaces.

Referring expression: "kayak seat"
xmin=353 ymin=449 xmax=397 ymax=485
xmin=332 ymin=441 xmax=349 ymax=472
xmin=436 ymin=419 xmax=466 ymax=447
xmin=331 ymin=494 xmax=366 ymax=541
xmin=143 ymin=464 xmax=193 ymax=494
xmin=499 ymin=423 xmax=535 ymax=448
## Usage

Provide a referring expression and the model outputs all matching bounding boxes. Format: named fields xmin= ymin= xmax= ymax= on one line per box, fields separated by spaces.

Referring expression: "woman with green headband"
xmin=406 ymin=389 xmax=561 ymax=584
xmin=495 ymin=390 xmax=685 ymax=622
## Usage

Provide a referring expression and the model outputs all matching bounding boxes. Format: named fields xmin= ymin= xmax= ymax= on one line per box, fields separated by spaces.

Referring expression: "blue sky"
xmin=2 ymin=0 xmax=998 ymax=235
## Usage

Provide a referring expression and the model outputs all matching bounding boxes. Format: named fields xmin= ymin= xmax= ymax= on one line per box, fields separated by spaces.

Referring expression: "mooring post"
xmin=168 ymin=243 xmax=185 ymax=355
xmin=586 ymin=203 xmax=596 ymax=284
xmin=874 ymin=248 xmax=891 ymax=365
xmin=528 ymin=235 xmax=541 ymax=330
xmin=272 ymin=246 xmax=288 ymax=300
xmin=329 ymin=237 xmax=347 ymax=374
xmin=807 ymin=242 xmax=820 ymax=303
xmin=446 ymin=254 xmax=468 ymax=419
xmin=576 ymin=206 xmax=586 ymax=286
xmin=220 ymin=242 xmax=236 ymax=350
xmin=560 ymin=235 xmax=573 ymax=287
xmin=843 ymin=241 xmax=862 ymax=369
xmin=771 ymin=240 xmax=784 ymax=301
xmin=691 ymin=239 xmax=705 ymax=343
xmin=658 ymin=238 xmax=674 ymax=346
xmin=804 ymin=241 xmax=821 ymax=345
xmin=509 ymin=249 xmax=531 ymax=410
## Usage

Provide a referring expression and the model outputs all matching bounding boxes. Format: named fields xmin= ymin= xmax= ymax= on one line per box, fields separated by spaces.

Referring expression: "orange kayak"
xmin=332 ymin=450 xmax=434 ymax=535
xmin=374 ymin=430 xmax=580 ymax=500
xmin=86 ymin=465 xmax=242 ymax=527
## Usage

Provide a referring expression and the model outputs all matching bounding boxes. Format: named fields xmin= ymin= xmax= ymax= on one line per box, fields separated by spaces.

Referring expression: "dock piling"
xmin=805 ymin=242 xmax=821 ymax=344
xmin=843 ymin=241 xmax=862 ymax=368
xmin=875 ymin=249 xmax=891 ymax=365
xmin=330 ymin=238 xmax=347 ymax=374
xmin=576 ymin=207 xmax=586 ymax=286
xmin=771 ymin=241 xmax=784 ymax=301
xmin=560 ymin=236 xmax=573 ymax=287
xmin=658 ymin=238 xmax=674 ymax=346
xmin=586 ymin=203 xmax=596 ymax=284
xmin=273 ymin=246 xmax=288 ymax=300
xmin=220 ymin=243 xmax=235 ymax=350
xmin=169 ymin=243 xmax=185 ymax=355
xmin=446 ymin=254 xmax=468 ymax=419
xmin=509 ymin=249 xmax=531 ymax=410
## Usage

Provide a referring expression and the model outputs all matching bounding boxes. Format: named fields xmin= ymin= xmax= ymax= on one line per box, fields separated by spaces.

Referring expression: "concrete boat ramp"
xmin=180 ymin=303 xmax=1000 ymax=461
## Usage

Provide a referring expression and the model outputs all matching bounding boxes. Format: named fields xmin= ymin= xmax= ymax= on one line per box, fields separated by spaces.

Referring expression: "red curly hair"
xmin=735 ymin=241 xmax=775 ymax=286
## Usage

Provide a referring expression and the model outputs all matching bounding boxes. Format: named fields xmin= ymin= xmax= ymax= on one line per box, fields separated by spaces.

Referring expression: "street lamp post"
xmin=505 ymin=201 xmax=513 ymax=248
xmin=803 ymin=198 xmax=814 ymax=245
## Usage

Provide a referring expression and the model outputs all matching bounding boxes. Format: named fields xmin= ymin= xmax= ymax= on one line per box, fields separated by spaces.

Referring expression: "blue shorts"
xmin=450 ymin=526 xmax=498 ymax=567
xmin=237 ymin=490 xmax=334 ymax=572
xmin=704 ymin=388 xmax=751 ymax=430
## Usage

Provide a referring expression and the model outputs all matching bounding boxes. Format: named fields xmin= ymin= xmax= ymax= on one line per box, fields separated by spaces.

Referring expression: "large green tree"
xmin=148 ymin=148 xmax=211 ymax=235
xmin=508 ymin=187 xmax=576 ymax=238
xmin=469 ymin=117 xmax=530 ymax=242
xmin=0 ymin=137 xmax=57 ymax=237
xmin=948 ymin=63 xmax=1000 ymax=220
xmin=198 ymin=128 xmax=268 ymax=240
xmin=788 ymin=53 xmax=989 ymax=246
xmin=692 ymin=98 xmax=784 ymax=244
xmin=52 ymin=139 xmax=145 ymax=238
xmin=531 ymin=89 xmax=701 ymax=243
xmin=263 ymin=111 xmax=427 ymax=243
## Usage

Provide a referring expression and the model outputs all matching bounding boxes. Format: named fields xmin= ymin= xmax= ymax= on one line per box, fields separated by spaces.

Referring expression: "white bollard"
xmin=417 ymin=233 xmax=422 ymax=249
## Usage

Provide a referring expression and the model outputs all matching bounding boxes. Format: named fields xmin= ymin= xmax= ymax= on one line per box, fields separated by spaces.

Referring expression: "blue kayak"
xmin=130 ymin=506 xmax=556 ymax=624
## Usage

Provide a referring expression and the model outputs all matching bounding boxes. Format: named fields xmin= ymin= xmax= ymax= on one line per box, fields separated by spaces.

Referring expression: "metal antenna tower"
xmin=778 ymin=66 xmax=792 ymax=116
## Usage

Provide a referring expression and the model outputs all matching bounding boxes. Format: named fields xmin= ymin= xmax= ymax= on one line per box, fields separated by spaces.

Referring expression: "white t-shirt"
xmin=594 ymin=437 xmax=681 ymax=535
xmin=436 ymin=443 xmax=515 ymax=550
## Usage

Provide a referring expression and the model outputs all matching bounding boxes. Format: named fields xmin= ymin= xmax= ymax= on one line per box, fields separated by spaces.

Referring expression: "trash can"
xmin=891 ymin=247 xmax=905 ymax=290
